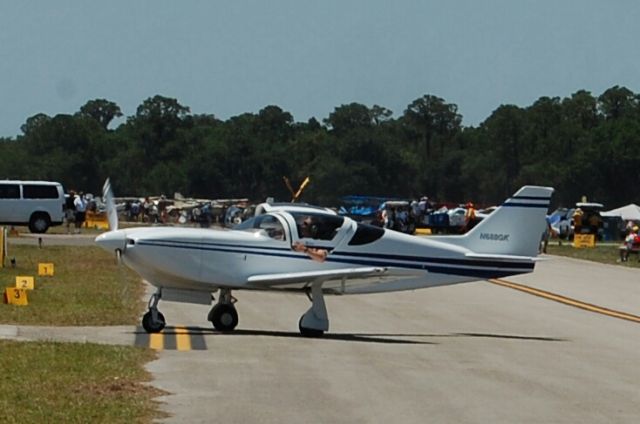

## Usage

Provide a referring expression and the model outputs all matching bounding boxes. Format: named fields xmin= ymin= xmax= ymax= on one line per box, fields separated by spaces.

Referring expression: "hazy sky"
xmin=1 ymin=1 xmax=639 ymax=137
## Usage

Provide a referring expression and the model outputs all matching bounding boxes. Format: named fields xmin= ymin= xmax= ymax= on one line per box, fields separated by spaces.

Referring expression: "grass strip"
xmin=0 ymin=340 xmax=165 ymax=423
xmin=1 ymin=245 xmax=144 ymax=325
xmin=545 ymin=243 xmax=640 ymax=268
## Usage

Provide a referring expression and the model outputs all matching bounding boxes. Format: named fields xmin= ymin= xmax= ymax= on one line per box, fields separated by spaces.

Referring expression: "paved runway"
xmin=141 ymin=256 xmax=640 ymax=423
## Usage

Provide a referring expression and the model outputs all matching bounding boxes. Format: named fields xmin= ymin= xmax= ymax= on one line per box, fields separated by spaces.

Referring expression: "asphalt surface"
xmin=141 ymin=257 xmax=640 ymax=424
xmin=2 ymin=236 xmax=639 ymax=423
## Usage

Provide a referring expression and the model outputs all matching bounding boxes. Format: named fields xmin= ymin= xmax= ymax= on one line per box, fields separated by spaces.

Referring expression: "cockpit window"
xmin=233 ymin=216 xmax=258 ymax=231
xmin=292 ymin=213 xmax=344 ymax=240
xmin=257 ymin=215 xmax=286 ymax=241
xmin=234 ymin=215 xmax=286 ymax=241
xmin=348 ymin=223 xmax=385 ymax=245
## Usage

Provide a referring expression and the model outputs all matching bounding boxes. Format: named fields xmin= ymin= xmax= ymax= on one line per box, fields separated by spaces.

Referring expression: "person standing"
xmin=572 ymin=208 xmax=583 ymax=235
xmin=73 ymin=192 xmax=87 ymax=233
xmin=65 ymin=190 xmax=76 ymax=234
xmin=620 ymin=226 xmax=640 ymax=262
xmin=462 ymin=202 xmax=477 ymax=232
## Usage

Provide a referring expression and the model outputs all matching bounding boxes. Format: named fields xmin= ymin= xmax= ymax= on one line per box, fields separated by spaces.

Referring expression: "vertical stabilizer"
xmin=459 ymin=186 xmax=553 ymax=257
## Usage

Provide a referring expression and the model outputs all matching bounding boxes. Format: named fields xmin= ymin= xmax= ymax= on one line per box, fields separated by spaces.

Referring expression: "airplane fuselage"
xmin=103 ymin=222 xmax=534 ymax=295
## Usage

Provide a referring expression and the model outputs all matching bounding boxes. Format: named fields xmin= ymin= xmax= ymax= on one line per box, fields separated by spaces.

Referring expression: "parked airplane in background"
xmin=96 ymin=179 xmax=553 ymax=336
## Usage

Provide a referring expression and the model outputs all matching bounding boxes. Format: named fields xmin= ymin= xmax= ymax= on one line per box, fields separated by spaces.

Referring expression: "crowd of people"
xmin=121 ymin=197 xmax=253 ymax=228
xmin=124 ymin=196 xmax=171 ymax=224
xmin=65 ymin=188 xmax=640 ymax=267
xmin=115 ymin=194 xmax=483 ymax=236
xmin=367 ymin=198 xmax=480 ymax=235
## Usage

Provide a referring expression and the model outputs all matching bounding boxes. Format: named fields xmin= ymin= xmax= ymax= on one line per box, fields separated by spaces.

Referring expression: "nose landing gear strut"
xmin=142 ymin=289 xmax=166 ymax=333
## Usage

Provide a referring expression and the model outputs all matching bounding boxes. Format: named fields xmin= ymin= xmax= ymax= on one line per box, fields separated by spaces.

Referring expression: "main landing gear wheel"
xmin=142 ymin=310 xmax=166 ymax=333
xmin=208 ymin=288 xmax=238 ymax=332
xmin=208 ymin=303 xmax=238 ymax=332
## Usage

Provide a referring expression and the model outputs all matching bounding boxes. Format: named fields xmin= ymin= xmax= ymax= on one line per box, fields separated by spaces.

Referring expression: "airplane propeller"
xmin=96 ymin=177 xmax=127 ymax=263
xmin=103 ymin=178 xmax=118 ymax=232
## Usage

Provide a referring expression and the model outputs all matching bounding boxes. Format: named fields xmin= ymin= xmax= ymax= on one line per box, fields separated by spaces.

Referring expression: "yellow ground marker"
xmin=175 ymin=327 xmax=192 ymax=351
xmin=149 ymin=333 xmax=164 ymax=350
xmin=15 ymin=276 xmax=35 ymax=290
xmin=489 ymin=278 xmax=640 ymax=324
xmin=38 ymin=263 xmax=55 ymax=276
xmin=4 ymin=287 xmax=28 ymax=305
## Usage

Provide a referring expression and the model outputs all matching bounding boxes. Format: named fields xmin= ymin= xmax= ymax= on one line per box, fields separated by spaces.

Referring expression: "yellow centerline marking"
xmin=175 ymin=326 xmax=192 ymax=351
xmin=149 ymin=332 xmax=164 ymax=350
xmin=489 ymin=278 xmax=640 ymax=324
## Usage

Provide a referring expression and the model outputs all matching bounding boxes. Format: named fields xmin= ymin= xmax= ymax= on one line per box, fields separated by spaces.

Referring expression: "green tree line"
xmin=1 ymin=86 xmax=639 ymax=208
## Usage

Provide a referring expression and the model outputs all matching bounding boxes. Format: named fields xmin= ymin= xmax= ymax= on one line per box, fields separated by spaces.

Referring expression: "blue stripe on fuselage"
xmin=134 ymin=239 xmax=534 ymax=278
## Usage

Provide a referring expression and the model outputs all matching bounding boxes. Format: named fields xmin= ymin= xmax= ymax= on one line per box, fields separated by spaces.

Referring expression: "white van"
xmin=0 ymin=180 xmax=66 ymax=233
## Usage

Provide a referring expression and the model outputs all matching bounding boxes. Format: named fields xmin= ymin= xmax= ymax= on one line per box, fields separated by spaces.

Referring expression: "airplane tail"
xmin=455 ymin=186 xmax=554 ymax=258
xmin=102 ymin=178 xmax=119 ymax=231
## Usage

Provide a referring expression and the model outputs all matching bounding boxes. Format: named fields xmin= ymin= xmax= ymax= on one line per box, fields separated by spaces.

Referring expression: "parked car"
xmin=0 ymin=180 xmax=66 ymax=233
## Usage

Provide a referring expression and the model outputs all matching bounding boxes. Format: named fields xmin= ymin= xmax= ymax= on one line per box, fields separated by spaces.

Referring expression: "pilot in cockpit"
xmin=293 ymin=216 xmax=328 ymax=262
xmin=270 ymin=227 xmax=284 ymax=241
xmin=262 ymin=223 xmax=285 ymax=241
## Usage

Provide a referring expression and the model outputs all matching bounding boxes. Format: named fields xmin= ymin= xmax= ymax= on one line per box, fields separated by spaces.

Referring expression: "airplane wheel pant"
xmin=209 ymin=303 xmax=239 ymax=332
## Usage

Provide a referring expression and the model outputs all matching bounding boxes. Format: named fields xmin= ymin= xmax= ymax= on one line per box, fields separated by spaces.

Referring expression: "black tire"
xmin=29 ymin=213 xmax=51 ymax=234
xmin=298 ymin=316 xmax=324 ymax=337
xmin=209 ymin=304 xmax=238 ymax=332
xmin=142 ymin=311 xmax=166 ymax=333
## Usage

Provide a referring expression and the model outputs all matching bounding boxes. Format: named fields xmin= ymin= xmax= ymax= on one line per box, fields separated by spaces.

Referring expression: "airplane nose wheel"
xmin=208 ymin=288 xmax=238 ymax=332
xmin=142 ymin=290 xmax=166 ymax=333
xmin=142 ymin=310 xmax=166 ymax=333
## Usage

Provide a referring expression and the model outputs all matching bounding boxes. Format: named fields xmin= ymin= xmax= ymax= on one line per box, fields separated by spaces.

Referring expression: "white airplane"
xmin=96 ymin=179 xmax=553 ymax=336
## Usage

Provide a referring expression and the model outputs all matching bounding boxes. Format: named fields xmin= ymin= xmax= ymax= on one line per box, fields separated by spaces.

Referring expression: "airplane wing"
xmin=247 ymin=266 xmax=388 ymax=286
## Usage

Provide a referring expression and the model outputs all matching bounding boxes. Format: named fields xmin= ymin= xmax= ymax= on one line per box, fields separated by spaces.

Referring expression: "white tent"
xmin=601 ymin=203 xmax=640 ymax=221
